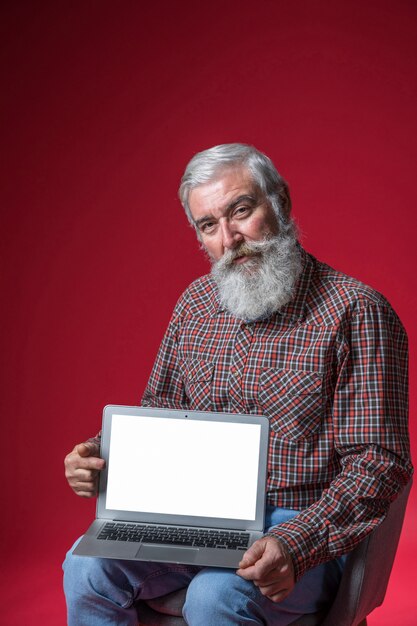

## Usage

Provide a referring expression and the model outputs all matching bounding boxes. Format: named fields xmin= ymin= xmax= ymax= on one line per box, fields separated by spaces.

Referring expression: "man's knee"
xmin=63 ymin=541 xmax=132 ymax=608
xmin=63 ymin=546 xmax=103 ymax=600
xmin=183 ymin=568 xmax=258 ymax=622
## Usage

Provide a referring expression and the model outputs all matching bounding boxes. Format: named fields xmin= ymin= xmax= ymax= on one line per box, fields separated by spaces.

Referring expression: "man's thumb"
xmin=238 ymin=541 xmax=262 ymax=569
xmin=76 ymin=442 xmax=97 ymax=457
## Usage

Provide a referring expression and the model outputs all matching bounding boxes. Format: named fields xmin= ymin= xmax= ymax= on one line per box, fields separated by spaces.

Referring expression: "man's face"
xmin=188 ymin=167 xmax=279 ymax=263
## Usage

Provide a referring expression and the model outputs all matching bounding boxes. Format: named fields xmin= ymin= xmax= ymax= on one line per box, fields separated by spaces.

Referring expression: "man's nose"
xmin=219 ymin=218 xmax=242 ymax=250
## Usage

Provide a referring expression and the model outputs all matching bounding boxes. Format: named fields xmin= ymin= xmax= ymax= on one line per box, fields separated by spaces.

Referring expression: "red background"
xmin=1 ymin=1 xmax=416 ymax=624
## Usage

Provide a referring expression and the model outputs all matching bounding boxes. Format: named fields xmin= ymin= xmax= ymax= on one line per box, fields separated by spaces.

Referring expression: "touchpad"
xmin=136 ymin=544 xmax=198 ymax=563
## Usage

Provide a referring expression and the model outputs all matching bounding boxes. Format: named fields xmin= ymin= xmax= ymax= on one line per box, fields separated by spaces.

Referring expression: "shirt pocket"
xmin=183 ymin=359 xmax=214 ymax=411
xmin=258 ymin=368 xmax=323 ymax=440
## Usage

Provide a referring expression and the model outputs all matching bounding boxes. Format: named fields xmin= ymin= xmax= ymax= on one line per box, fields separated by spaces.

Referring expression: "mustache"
xmin=216 ymin=237 xmax=278 ymax=269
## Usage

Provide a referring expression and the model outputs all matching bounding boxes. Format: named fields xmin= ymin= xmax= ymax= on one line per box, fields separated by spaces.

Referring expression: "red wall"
xmin=1 ymin=2 xmax=416 ymax=623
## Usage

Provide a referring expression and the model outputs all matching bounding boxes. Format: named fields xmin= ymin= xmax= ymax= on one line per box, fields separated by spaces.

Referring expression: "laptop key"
xmin=98 ymin=522 xmax=251 ymax=550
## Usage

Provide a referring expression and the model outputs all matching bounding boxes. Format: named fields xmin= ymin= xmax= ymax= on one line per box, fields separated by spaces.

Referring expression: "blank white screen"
xmin=105 ymin=414 xmax=261 ymax=520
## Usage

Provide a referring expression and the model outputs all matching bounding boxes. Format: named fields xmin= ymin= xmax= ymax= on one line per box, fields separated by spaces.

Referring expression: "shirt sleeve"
xmin=140 ymin=291 xmax=190 ymax=410
xmin=266 ymin=301 xmax=413 ymax=580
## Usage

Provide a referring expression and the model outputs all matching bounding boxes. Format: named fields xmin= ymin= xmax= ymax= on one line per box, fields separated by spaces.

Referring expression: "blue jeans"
xmin=63 ymin=506 xmax=345 ymax=625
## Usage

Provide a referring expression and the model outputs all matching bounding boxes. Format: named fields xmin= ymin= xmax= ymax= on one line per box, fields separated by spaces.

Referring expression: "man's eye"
xmin=234 ymin=206 xmax=250 ymax=217
xmin=201 ymin=222 xmax=216 ymax=233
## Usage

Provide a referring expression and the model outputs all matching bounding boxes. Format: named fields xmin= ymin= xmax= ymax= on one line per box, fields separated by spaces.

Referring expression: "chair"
xmin=136 ymin=480 xmax=412 ymax=626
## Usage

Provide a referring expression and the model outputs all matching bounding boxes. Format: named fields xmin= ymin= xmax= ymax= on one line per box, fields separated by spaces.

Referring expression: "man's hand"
xmin=236 ymin=536 xmax=295 ymax=603
xmin=64 ymin=441 xmax=105 ymax=498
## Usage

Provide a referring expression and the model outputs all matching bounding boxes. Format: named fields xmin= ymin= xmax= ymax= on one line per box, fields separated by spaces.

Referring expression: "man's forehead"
xmin=188 ymin=166 xmax=259 ymax=210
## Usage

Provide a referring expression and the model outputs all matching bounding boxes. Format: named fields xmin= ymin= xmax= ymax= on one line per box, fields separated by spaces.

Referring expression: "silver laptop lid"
xmin=97 ymin=405 xmax=270 ymax=531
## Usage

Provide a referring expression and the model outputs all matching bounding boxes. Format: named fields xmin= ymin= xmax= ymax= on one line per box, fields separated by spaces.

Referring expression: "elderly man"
xmin=63 ymin=144 xmax=412 ymax=626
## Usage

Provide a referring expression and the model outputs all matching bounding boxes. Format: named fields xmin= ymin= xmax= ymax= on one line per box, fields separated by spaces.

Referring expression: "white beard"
xmin=210 ymin=233 xmax=302 ymax=321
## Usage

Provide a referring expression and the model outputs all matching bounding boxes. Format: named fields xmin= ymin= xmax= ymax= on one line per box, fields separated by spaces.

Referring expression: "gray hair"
xmin=178 ymin=143 xmax=292 ymax=234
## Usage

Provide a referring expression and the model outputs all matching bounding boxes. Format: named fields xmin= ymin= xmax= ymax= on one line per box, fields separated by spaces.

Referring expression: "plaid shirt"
xmin=141 ymin=247 xmax=412 ymax=579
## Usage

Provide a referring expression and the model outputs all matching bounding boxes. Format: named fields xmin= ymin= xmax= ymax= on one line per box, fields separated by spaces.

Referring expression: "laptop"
xmin=74 ymin=405 xmax=269 ymax=568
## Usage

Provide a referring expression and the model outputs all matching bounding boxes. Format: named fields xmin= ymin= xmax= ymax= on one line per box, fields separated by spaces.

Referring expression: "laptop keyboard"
xmin=98 ymin=522 xmax=250 ymax=550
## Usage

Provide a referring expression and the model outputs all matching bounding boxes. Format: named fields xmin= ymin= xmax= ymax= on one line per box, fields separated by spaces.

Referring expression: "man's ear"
xmin=278 ymin=180 xmax=292 ymax=221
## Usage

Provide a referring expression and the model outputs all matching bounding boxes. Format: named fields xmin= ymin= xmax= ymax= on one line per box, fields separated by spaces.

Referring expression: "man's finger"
xmin=76 ymin=442 xmax=99 ymax=457
xmin=264 ymin=588 xmax=292 ymax=603
xmin=65 ymin=453 xmax=105 ymax=473
xmin=238 ymin=556 xmax=276 ymax=581
xmin=238 ymin=538 xmax=267 ymax=569
xmin=73 ymin=480 xmax=97 ymax=491
xmin=73 ymin=468 xmax=100 ymax=482
xmin=75 ymin=488 xmax=97 ymax=498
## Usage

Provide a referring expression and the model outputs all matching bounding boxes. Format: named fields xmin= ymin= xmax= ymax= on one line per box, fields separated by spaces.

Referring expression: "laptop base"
xmin=73 ymin=520 xmax=263 ymax=568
